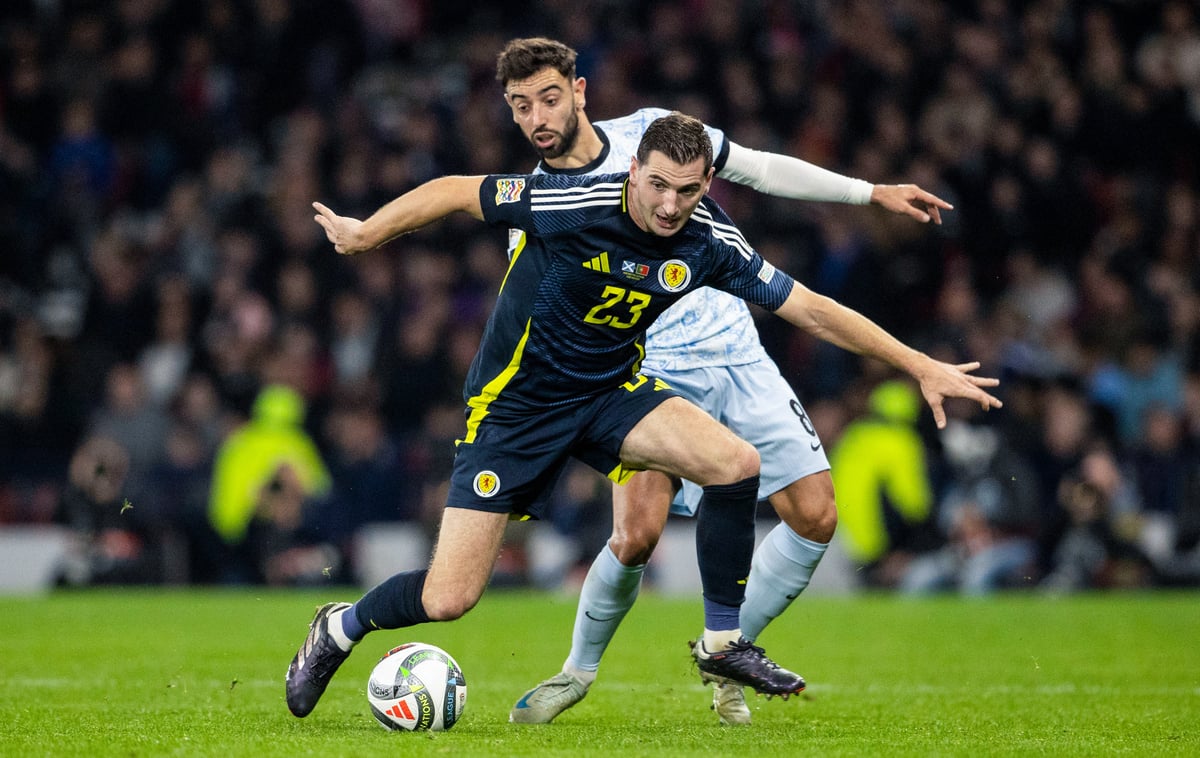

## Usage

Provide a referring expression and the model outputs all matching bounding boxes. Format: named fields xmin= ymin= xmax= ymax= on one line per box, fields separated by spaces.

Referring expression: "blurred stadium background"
xmin=2 ymin=0 xmax=1200 ymax=596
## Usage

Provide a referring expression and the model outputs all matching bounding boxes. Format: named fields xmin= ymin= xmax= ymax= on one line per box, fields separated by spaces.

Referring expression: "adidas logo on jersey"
xmin=583 ymin=252 xmax=611 ymax=273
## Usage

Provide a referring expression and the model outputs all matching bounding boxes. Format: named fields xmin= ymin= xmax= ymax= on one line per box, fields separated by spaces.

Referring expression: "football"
xmin=366 ymin=642 xmax=467 ymax=731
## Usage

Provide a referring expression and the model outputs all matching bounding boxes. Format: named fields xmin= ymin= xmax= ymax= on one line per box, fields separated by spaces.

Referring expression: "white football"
xmin=367 ymin=642 xmax=467 ymax=731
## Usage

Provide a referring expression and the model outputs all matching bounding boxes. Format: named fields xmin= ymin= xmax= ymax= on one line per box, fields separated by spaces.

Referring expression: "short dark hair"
xmin=636 ymin=113 xmax=713 ymax=174
xmin=496 ymin=37 xmax=577 ymax=86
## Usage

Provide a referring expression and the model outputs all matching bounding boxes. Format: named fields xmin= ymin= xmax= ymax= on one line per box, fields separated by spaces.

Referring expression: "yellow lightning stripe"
xmin=460 ymin=318 xmax=532 ymax=445
xmin=499 ymin=231 xmax=527 ymax=295
xmin=607 ymin=461 xmax=641 ymax=485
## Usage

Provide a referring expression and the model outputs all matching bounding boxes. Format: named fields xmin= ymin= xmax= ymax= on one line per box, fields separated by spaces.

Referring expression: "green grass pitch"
xmin=1 ymin=588 xmax=1197 ymax=756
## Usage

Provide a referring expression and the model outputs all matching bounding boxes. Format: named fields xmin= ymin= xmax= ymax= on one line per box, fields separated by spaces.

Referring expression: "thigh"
xmin=571 ymin=373 xmax=677 ymax=484
xmin=617 ymin=395 xmax=753 ymax=487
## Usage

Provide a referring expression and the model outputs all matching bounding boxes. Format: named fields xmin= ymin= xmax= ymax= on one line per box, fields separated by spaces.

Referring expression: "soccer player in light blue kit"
xmin=494 ymin=39 xmax=955 ymax=725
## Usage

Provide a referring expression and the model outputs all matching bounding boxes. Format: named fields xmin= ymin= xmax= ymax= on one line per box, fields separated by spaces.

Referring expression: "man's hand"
xmin=870 ymin=184 xmax=953 ymax=225
xmin=313 ymin=202 xmax=368 ymax=255
xmin=914 ymin=359 xmax=1002 ymax=429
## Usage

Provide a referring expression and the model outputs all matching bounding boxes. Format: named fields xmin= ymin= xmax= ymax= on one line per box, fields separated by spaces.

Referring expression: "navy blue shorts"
xmin=446 ymin=374 xmax=677 ymax=519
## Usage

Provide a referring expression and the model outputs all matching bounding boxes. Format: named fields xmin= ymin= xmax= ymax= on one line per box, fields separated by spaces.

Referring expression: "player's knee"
xmin=724 ymin=441 xmax=760 ymax=483
xmin=609 ymin=523 xmax=661 ymax=565
xmin=776 ymin=476 xmax=838 ymax=543
xmin=809 ymin=500 xmax=838 ymax=543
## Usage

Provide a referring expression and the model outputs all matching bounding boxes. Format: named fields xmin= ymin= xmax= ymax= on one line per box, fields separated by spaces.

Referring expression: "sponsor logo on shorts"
xmin=473 ymin=470 xmax=500 ymax=497
xmin=495 ymin=178 xmax=525 ymax=205
xmin=658 ymin=259 xmax=691 ymax=292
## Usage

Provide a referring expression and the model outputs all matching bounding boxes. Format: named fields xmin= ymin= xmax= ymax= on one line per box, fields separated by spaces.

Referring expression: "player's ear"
xmin=574 ymin=76 xmax=587 ymax=110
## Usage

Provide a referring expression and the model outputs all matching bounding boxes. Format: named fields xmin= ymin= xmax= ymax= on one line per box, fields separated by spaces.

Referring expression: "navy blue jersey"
xmin=464 ymin=172 xmax=794 ymax=424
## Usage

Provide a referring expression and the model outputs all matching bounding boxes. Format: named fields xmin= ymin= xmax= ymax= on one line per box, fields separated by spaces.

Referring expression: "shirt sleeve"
xmin=700 ymin=201 xmax=795 ymax=311
xmin=479 ymin=174 xmax=537 ymax=230
xmin=718 ymin=142 xmax=873 ymax=204
xmin=706 ymin=125 xmax=731 ymax=174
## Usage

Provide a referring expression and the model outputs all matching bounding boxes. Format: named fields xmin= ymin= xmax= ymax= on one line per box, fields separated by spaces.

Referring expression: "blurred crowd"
xmin=2 ymin=0 xmax=1200 ymax=592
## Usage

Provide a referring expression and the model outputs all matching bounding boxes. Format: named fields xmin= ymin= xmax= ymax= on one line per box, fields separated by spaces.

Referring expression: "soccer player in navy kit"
xmin=285 ymin=113 xmax=1001 ymax=720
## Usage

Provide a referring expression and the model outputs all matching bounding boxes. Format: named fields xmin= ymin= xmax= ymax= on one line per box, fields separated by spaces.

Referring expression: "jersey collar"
xmin=536 ymin=125 xmax=612 ymax=176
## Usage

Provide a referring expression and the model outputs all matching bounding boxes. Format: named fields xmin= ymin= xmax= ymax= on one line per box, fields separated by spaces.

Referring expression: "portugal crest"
xmin=658 ymin=259 xmax=692 ymax=292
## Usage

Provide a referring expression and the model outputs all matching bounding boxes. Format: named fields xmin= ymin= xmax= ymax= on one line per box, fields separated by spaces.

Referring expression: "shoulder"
xmin=594 ymin=107 xmax=673 ymax=133
xmin=689 ymin=199 xmax=753 ymax=257
xmin=532 ymin=172 xmax=625 ymax=199
xmin=523 ymin=174 xmax=628 ymax=232
xmin=598 ymin=108 xmax=728 ymax=170
xmin=690 ymin=197 xmax=740 ymax=237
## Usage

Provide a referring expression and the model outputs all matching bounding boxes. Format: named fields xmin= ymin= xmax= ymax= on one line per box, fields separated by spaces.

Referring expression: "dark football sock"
xmin=695 ymin=475 xmax=759 ymax=630
xmin=349 ymin=569 xmax=431 ymax=636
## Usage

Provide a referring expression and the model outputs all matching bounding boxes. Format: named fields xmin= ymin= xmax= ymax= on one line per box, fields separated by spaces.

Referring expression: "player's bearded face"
xmin=528 ymin=103 xmax=580 ymax=160
xmin=506 ymin=69 xmax=584 ymax=162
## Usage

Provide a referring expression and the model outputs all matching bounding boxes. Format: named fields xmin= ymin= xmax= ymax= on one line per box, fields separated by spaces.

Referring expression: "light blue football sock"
xmin=565 ymin=544 xmax=644 ymax=676
xmin=740 ymin=523 xmax=828 ymax=642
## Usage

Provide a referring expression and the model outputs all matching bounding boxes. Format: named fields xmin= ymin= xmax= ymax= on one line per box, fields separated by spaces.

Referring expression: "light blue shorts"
xmin=643 ymin=359 xmax=830 ymax=517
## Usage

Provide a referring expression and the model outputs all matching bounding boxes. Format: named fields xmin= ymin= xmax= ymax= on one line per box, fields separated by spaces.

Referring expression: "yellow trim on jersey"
xmin=499 ymin=231 xmax=527 ymax=295
xmin=630 ymin=338 xmax=645 ymax=374
xmin=460 ymin=318 xmax=532 ymax=444
xmin=621 ymin=179 xmax=628 ymax=213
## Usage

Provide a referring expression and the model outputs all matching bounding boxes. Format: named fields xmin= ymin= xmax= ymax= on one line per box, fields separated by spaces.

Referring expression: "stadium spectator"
xmin=56 ymin=433 xmax=170 ymax=585
xmin=899 ymin=421 xmax=1040 ymax=595
xmin=87 ymin=362 xmax=169 ymax=501
xmin=1040 ymin=445 xmax=1151 ymax=592
xmin=206 ymin=383 xmax=331 ymax=583
xmin=313 ymin=397 xmax=415 ymax=546
xmin=137 ymin=276 xmax=196 ymax=407
xmin=828 ymin=380 xmax=936 ymax=586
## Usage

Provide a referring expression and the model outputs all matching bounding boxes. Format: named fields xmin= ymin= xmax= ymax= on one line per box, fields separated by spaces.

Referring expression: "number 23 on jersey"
xmin=584 ymin=285 xmax=652 ymax=329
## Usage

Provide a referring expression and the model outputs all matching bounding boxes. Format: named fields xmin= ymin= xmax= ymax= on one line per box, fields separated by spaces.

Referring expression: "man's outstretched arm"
xmin=773 ymin=281 xmax=1001 ymax=429
xmin=312 ymin=175 xmax=486 ymax=255
xmin=719 ymin=142 xmax=953 ymax=224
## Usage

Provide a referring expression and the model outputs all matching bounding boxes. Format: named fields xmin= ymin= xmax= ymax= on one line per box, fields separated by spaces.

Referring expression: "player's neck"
xmin=542 ymin=120 xmax=605 ymax=171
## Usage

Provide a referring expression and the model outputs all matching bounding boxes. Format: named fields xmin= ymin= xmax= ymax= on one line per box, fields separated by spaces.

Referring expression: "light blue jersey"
xmin=513 ymin=108 xmax=828 ymax=512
